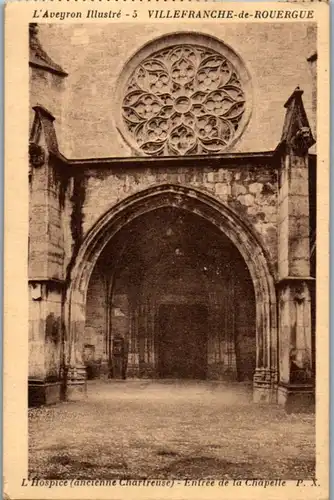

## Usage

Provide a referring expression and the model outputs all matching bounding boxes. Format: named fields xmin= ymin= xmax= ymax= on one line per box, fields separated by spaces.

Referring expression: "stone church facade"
xmin=28 ymin=22 xmax=317 ymax=411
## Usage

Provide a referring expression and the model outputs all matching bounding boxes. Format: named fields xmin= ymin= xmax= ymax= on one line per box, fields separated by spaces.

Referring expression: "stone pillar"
xmin=28 ymin=107 xmax=67 ymax=406
xmin=62 ymin=173 xmax=89 ymax=398
xmin=307 ymin=51 xmax=317 ymax=141
xmin=28 ymin=282 xmax=64 ymax=406
xmin=65 ymin=290 xmax=88 ymax=401
xmin=253 ymin=300 xmax=278 ymax=404
xmin=100 ymin=304 xmax=111 ymax=379
xmin=29 ymin=23 xmax=68 ymax=139
xmin=28 ymin=25 xmax=69 ymax=406
xmin=276 ymin=87 xmax=315 ymax=412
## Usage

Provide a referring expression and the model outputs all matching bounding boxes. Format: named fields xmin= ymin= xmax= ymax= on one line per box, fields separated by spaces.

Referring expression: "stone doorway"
xmin=67 ymin=184 xmax=277 ymax=401
xmin=83 ymin=206 xmax=257 ymax=382
xmin=157 ymin=304 xmax=208 ymax=379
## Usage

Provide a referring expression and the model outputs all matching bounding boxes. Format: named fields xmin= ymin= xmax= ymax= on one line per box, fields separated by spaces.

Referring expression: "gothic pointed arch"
xmin=65 ymin=184 xmax=277 ymax=399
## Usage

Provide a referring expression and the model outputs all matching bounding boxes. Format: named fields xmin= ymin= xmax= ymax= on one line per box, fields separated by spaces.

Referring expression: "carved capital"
xmin=254 ymin=367 xmax=278 ymax=385
xmin=293 ymin=283 xmax=308 ymax=303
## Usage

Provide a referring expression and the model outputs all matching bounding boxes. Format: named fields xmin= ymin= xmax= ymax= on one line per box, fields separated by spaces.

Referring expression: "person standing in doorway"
xmin=122 ymin=336 xmax=129 ymax=380
xmin=112 ymin=333 xmax=129 ymax=380
xmin=112 ymin=333 xmax=124 ymax=379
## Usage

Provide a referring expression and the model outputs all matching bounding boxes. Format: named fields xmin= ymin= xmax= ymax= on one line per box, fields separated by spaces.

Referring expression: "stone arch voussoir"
xmin=66 ymin=184 xmax=278 ymax=394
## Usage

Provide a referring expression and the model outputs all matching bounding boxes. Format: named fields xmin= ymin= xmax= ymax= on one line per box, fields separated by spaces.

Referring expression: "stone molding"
xmin=276 ymin=276 xmax=315 ymax=289
xmin=115 ymin=32 xmax=252 ymax=156
xmin=64 ymin=184 xmax=277 ymax=399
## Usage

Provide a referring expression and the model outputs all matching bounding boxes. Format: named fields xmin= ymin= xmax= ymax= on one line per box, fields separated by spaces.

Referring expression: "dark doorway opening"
xmin=87 ymin=206 xmax=256 ymax=381
xmin=158 ymin=304 xmax=208 ymax=379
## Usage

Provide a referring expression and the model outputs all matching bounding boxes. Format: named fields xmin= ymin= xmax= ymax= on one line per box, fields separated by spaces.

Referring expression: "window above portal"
xmin=117 ymin=33 xmax=252 ymax=156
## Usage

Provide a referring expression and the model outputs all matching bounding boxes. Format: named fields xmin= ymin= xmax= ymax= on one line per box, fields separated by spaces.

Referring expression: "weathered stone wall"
xmin=84 ymin=266 xmax=107 ymax=361
xmin=80 ymin=164 xmax=278 ymax=269
xmin=28 ymin=151 xmax=66 ymax=387
xmin=29 ymin=284 xmax=62 ymax=381
xmin=27 ymin=23 xmax=316 ymax=408
xmin=62 ymin=176 xmax=76 ymax=278
xmin=29 ymin=66 xmax=67 ymax=150
xmin=36 ymin=23 xmax=316 ymax=159
xmin=29 ymin=287 xmax=46 ymax=380
xmin=29 ymin=150 xmax=65 ymax=282
xmin=278 ymin=154 xmax=311 ymax=278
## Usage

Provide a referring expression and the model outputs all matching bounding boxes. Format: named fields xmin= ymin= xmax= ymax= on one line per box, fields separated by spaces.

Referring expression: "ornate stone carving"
xmin=294 ymin=286 xmax=307 ymax=304
xmin=291 ymin=126 xmax=314 ymax=155
xmin=29 ymin=142 xmax=45 ymax=167
xmin=122 ymin=44 xmax=247 ymax=156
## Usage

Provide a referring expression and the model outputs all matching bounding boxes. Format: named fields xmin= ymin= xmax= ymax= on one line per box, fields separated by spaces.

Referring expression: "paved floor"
xmin=29 ymin=380 xmax=315 ymax=480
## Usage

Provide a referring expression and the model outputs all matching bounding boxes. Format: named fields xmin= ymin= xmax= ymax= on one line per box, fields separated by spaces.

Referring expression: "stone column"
xmin=253 ymin=298 xmax=278 ymax=403
xmin=276 ymin=87 xmax=315 ymax=412
xmin=307 ymin=44 xmax=317 ymax=141
xmin=99 ymin=297 xmax=111 ymax=379
xmin=28 ymin=107 xmax=67 ymax=406
xmin=62 ymin=174 xmax=89 ymax=398
xmin=28 ymin=282 xmax=64 ymax=406
xmin=29 ymin=24 xmax=69 ymax=406
xmin=66 ymin=290 xmax=87 ymax=400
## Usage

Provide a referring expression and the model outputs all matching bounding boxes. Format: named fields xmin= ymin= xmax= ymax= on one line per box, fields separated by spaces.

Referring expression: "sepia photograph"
xmin=25 ymin=18 xmax=320 ymax=483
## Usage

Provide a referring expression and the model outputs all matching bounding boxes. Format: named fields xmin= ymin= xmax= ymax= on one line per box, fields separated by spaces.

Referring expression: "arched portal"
xmin=85 ymin=207 xmax=256 ymax=382
xmin=65 ymin=184 xmax=277 ymax=401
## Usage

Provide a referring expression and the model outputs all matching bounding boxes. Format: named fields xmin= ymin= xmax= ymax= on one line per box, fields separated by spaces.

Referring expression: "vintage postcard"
xmin=4 ymin=1 xmax=330 ymax=499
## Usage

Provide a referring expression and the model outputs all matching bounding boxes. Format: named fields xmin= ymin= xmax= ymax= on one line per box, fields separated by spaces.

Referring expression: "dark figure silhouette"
xmin=112 ymin=334 xmax=129 ymax=380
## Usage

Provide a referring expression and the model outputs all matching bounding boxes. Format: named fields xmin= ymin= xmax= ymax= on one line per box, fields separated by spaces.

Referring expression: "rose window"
xmin=121 ymin=44 xmax=247 ymax=156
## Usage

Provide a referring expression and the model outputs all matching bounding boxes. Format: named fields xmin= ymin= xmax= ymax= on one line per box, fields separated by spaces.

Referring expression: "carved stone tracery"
xmin=122 ymin=44 xmax=247 ymax=156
